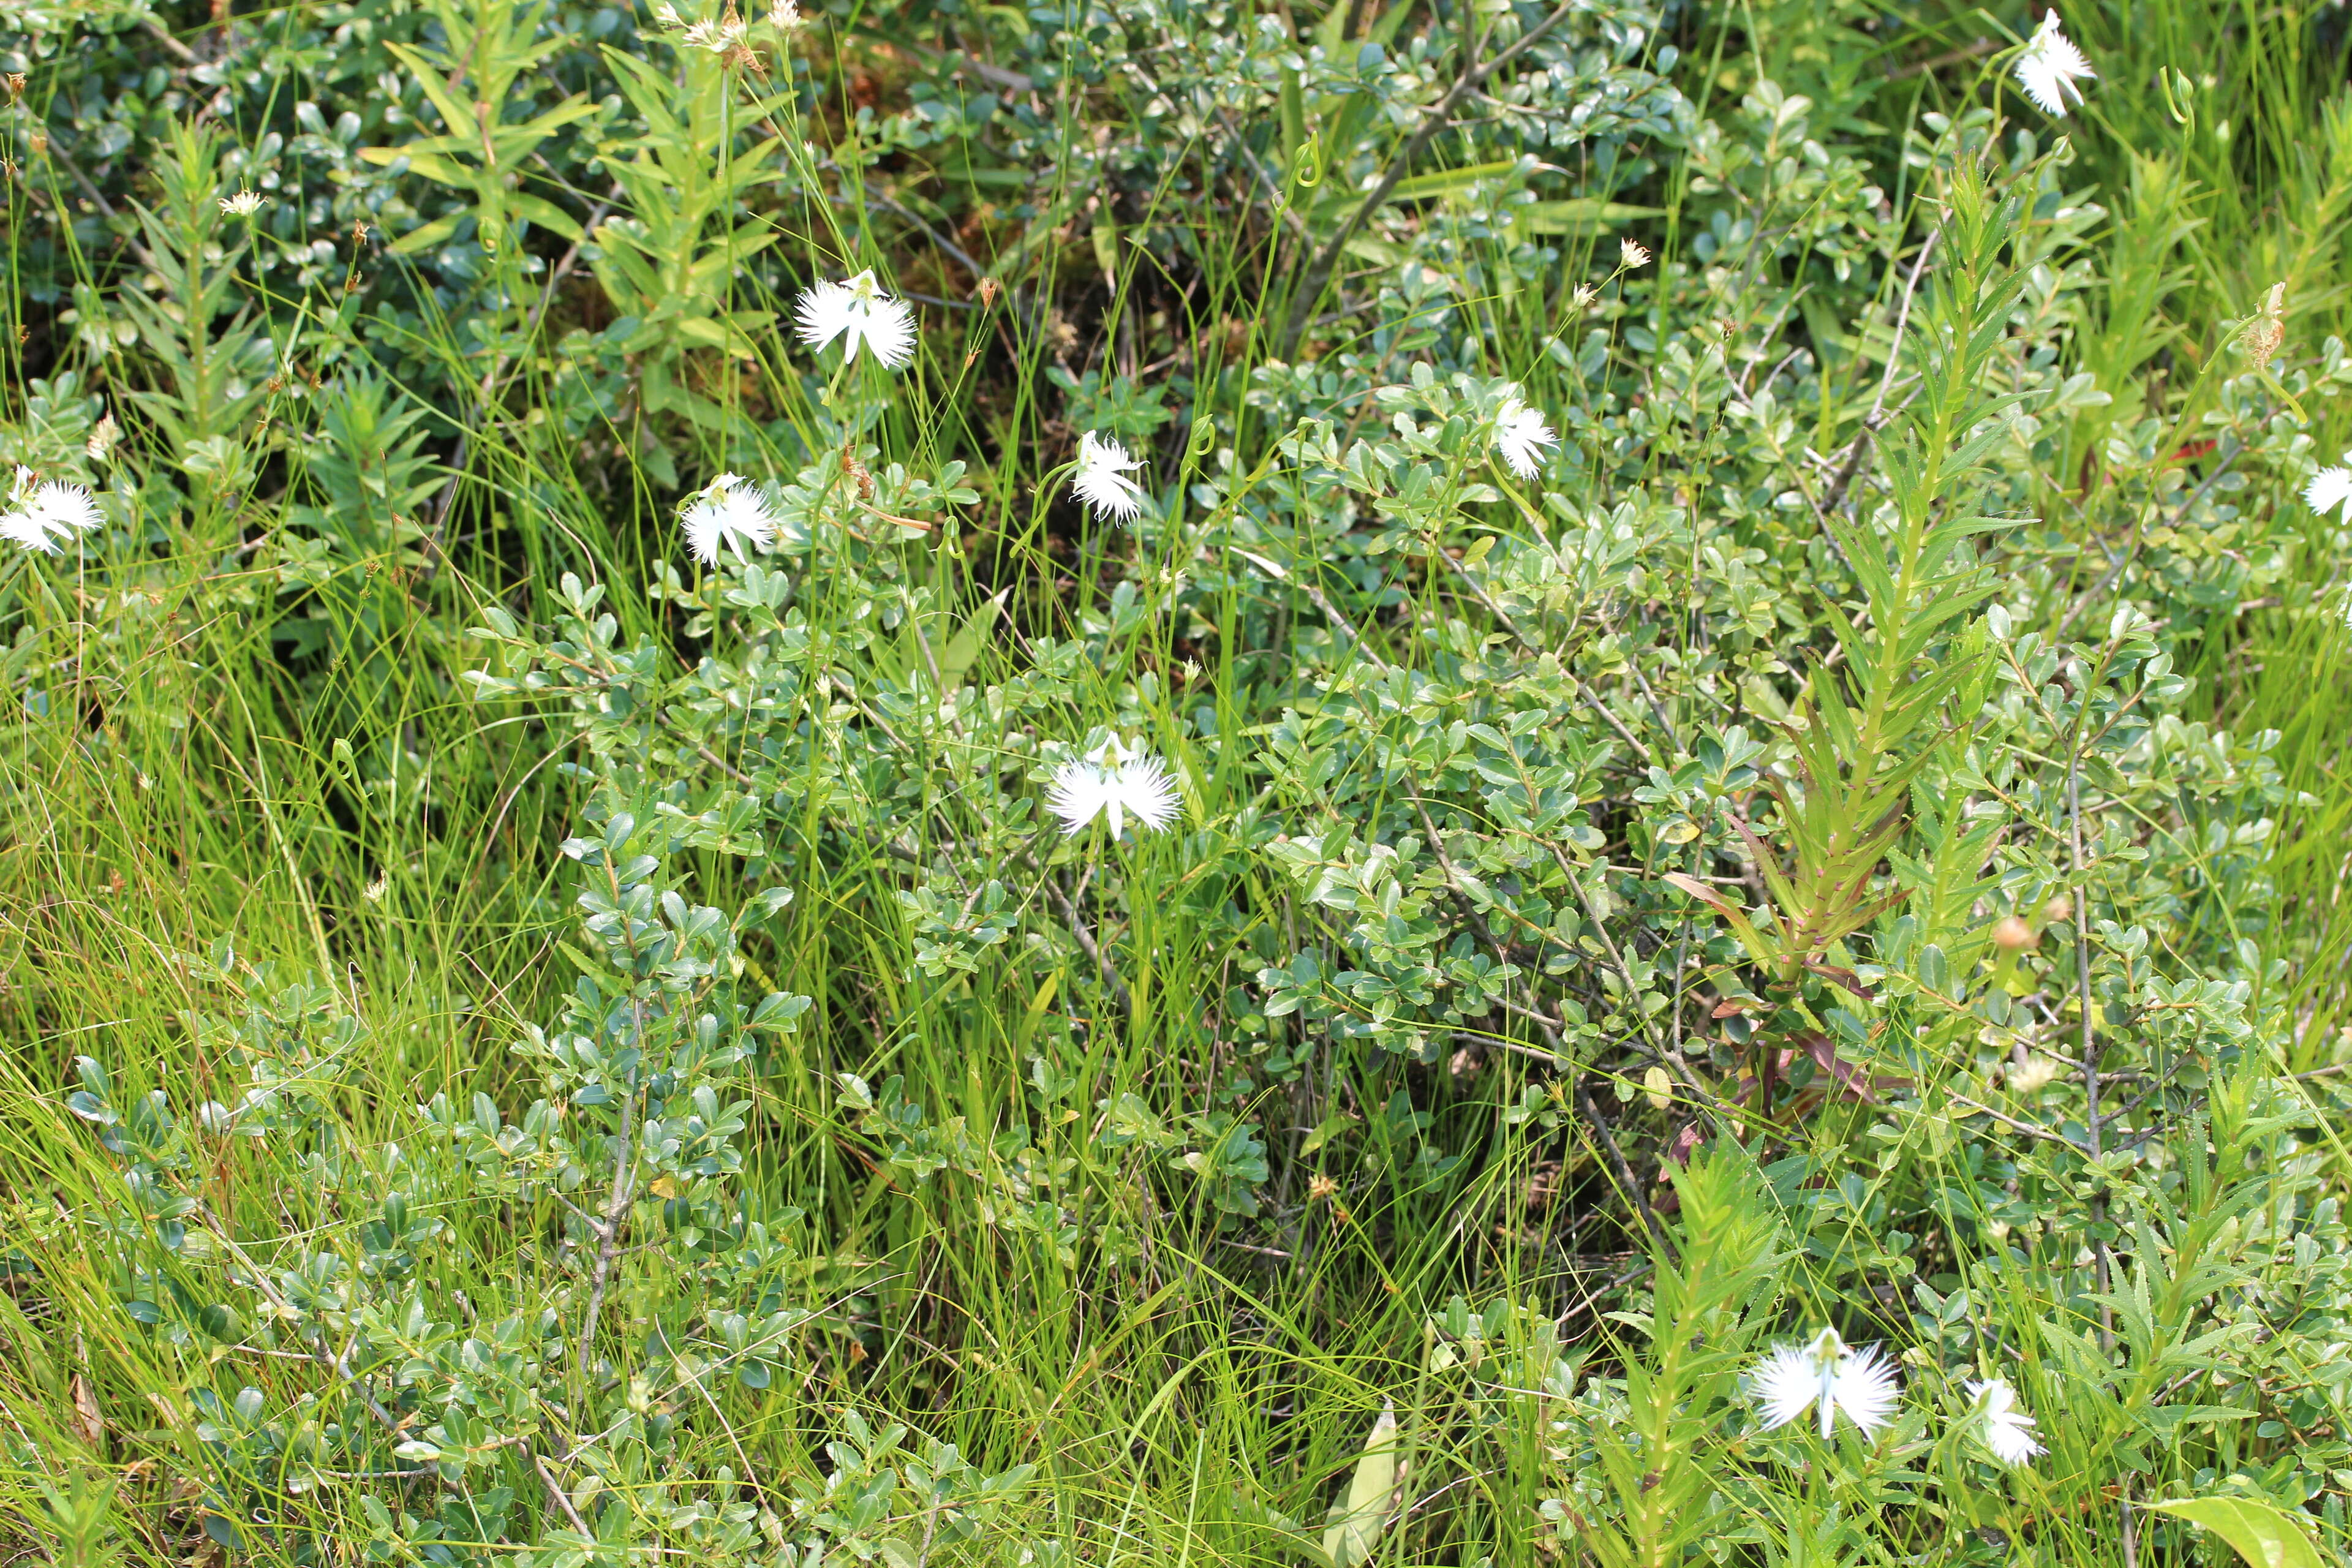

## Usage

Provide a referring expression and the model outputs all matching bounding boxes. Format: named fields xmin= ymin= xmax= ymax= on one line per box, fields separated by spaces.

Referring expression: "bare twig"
xmin=1868 ymin=224 xmax=1940 ymax=429
xmin=140 ymin=15 xmax=202 ymax=62
xmin=1430 ymin=546 xmax=1666 ymax=760
xmin=1887 ymin=36 xmax=1997 ymax=81
xmin=2068 ymin=754 xmax=2116 ymax=1357
xmin=575 ymin=995 xmax=643 ymax=1381
xmin=1276 ymin=0 xmax=1585 ymax=356
xmin=1574 ymin=1079 xmax=1668 ymax=1249
xmin=1542 ymin=842 xmax=1731 ymax=1126
xmin=198 ymin=1212 xmax=405 ymax=1434
xmin=1941 ymin=1091 xmax=2079 ymax=1147
xmin=1817 ymin=224 xmax=1940 ymax=520
xmin=1042 ymin=865 xmax=1132 ymax=1016
xmin=850 ymin=189 xmax=993 ymax=281
xmin=1233 ymin=547 xmax=1396 ymax=673
xmin=537 ymin=1453 xmax=592 ymax=1534
xmin=1570 ymin=677 xmax=1660 ymax=766
xmin=2051 ymin=437 xmax=2241 ymax=641
xmin=40 ymin=138 xmax=160 ymax=270
xmin=419 ymin=185 xmax=619 ymax=578
xmin=1214 ymin=109 xmax=1312 ymax=241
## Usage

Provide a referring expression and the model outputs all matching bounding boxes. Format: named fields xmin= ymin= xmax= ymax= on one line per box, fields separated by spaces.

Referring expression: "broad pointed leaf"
xmin=2144 ymin=1498 xmax=2322 ymax=1568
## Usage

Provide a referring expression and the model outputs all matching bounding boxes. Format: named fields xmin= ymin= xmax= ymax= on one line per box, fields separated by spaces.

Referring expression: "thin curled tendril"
xmin=1290 ymin=130 xmax=1322 ymax=189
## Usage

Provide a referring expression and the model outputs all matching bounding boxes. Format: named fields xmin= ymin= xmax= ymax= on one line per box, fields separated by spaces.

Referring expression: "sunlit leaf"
xmin=2144 ymin=1497 xmax=2323 ymax=1568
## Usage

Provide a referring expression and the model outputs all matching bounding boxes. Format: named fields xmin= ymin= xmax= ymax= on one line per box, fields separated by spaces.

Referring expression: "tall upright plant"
xmin=117 ymin=123 xmax=276 ymax=527
xmin=1665 ymin=154 xmax=2031 ymax=1115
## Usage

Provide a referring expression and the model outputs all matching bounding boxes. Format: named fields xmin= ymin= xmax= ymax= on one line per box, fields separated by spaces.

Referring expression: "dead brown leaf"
xmin=70 ymin=1370 xmax=105 ymax=1448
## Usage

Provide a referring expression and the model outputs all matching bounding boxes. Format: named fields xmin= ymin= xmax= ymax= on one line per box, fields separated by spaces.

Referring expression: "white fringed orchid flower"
xmin=679 ymin=472 xmax=777 ymax=565
xmin=794 ymin=270 xmax=916 ymax=369
xmin=1072 ymin=431 xmax=1148 ymax=522
xmin=1964 ymin=1378 xmax=2045 ymax=1467
xmin=0 ymin=469 xmax=104 ymax=554
xmin=2013 ymin=10 xmax=2094 ymax=116
xmin=1491 ymin=398 xmax=1558 ymax=480
xmin=2304 ymin=459 xmax=2352 ymax=522
xmin=1046 ymin=734 xmax=1180 ymax=837
xmin=1750 ymin=1327 xmax=1901 ymax=1440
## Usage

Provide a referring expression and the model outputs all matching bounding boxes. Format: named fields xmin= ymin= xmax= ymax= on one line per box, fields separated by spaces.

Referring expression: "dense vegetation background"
xmin=2 ymin=0 xmax=2351 ymax=1564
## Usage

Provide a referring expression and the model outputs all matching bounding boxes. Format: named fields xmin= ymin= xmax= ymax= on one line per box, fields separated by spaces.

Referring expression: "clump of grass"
xmin=1 ymin=2 xmax=2350 ymax=1567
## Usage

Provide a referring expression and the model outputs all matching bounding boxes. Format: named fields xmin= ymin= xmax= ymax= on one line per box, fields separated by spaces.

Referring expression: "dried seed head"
xmin=86 ymin=413 xmax=119 ymax=464
xmin=5 ymin=74 xmax=23 ymax=100
xmin=1991 ymin=915 xmax=2037 ymax=952
xmin=1570 ymin=282 xmax=1599 ymax=311
xmin=974 ymin=276 xmax=1001 ymax=309
xmin=2042 ymin=893 xmax=2075 ymax=925
xmin=2242 ymin=318 xmax=2283 ymax=369
xmin=2242 ymin=281 xmax=2286 ymax=371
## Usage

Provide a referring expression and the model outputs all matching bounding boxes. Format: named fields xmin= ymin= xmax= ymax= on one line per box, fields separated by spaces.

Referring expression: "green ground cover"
xmin=2 ymin=0 xmax=2351 ymax=1564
